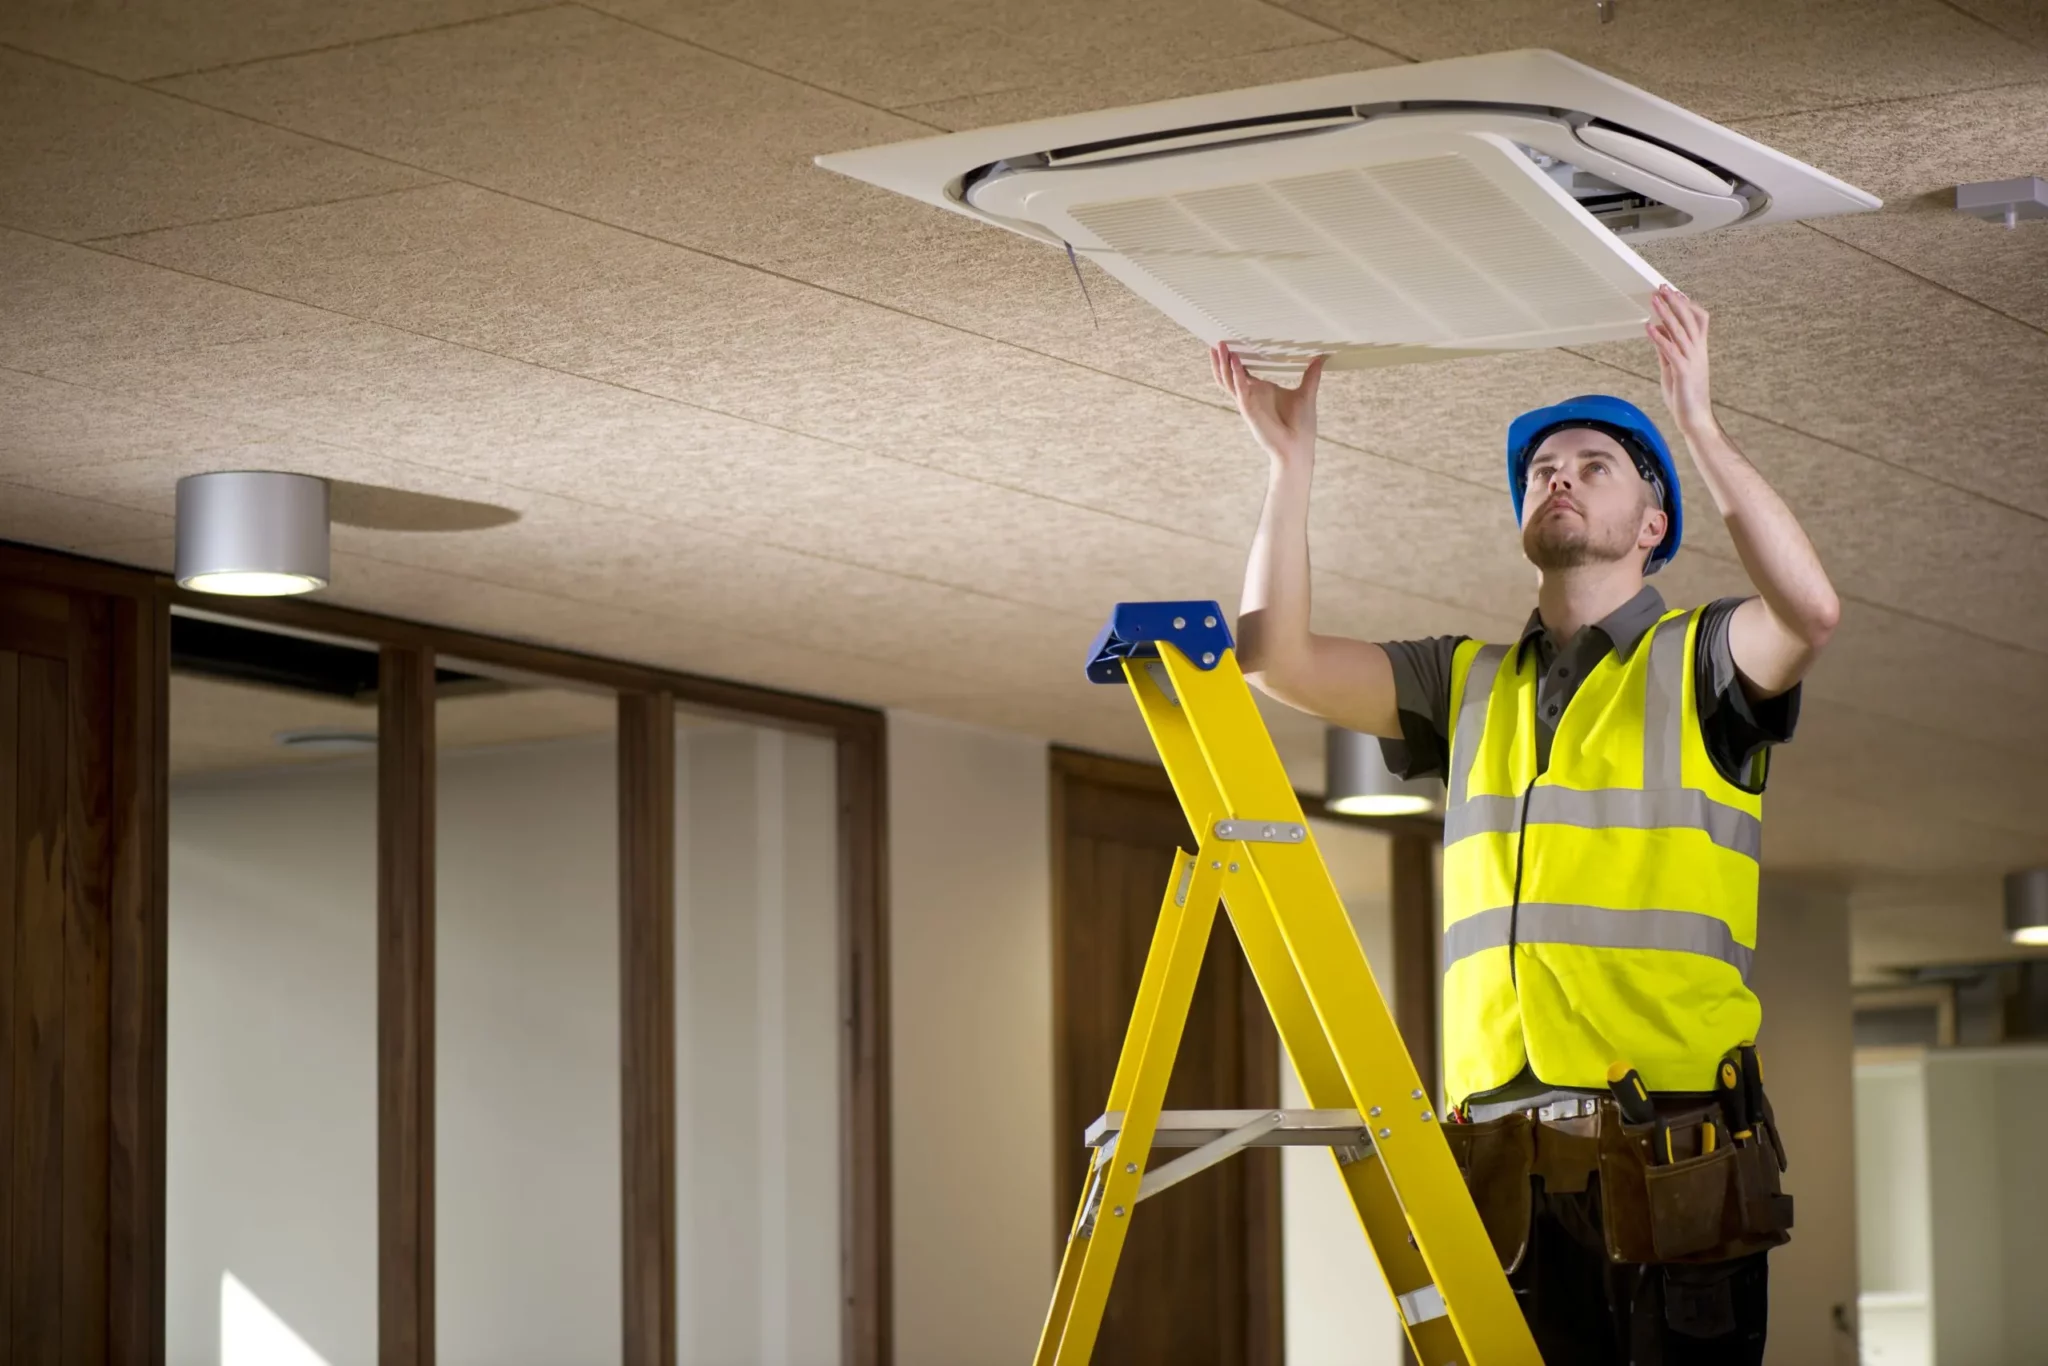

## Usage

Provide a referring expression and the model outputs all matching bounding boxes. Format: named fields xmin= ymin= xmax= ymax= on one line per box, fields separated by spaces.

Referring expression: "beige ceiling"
xmin=7 ymin=0 xmax=2048 ymax=967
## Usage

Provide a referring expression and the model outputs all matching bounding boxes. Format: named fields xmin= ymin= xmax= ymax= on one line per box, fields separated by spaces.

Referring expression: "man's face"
xmin=1519 ymin=428 xmax=1667 ymax=573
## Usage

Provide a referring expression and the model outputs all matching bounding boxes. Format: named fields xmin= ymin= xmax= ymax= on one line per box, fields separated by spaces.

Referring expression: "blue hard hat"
xmin=1507 ymin=395 xmax=1683 ymax=573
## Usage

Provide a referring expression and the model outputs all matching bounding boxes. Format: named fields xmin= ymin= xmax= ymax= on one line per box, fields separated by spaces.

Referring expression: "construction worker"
xmin=1216 ymin=285 xmax=1838 ymax=1364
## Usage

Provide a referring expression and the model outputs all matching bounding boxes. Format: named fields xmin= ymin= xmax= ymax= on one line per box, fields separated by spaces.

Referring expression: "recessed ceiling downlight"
xmin=176 ymin=472 xmax=330 ymax=597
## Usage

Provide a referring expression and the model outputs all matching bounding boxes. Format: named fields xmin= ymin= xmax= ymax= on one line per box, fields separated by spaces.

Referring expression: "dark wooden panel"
xmin=0 ymin=651 xmax=16 ymax=1356
xmin=0 ymin=585 xmax=70 ymax=664
xmin=837 ymin=724 xmax=890 ymax=1366
xmin=108 ymin=592 xmax=167 ymax=1366
xmin=1389 ymin=833 xmax=1440 ymax=1107
xmin=379 ymin=646 xmax=436 ymax=1366
xmin=1051 ymin=752 xmax=1282 ymax=1366
xmin=619 ymin=693 xmax=676 ymax=1366
xmin=63 ymin=595 xmax=112 ymax=1365
xmin=0 ymin=550 xmax=161 ymax=1366
xmin=14 ymin=653 xmax=69 ymax=1366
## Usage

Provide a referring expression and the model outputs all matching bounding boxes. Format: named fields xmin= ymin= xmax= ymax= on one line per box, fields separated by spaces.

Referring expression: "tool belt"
xmin=1442 ymin=1094 xmax=1794 ymax=1270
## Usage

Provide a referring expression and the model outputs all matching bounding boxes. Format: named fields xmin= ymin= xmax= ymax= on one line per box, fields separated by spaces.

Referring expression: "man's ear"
xmin=1639 ymin=507 xmax=1669 ymax=551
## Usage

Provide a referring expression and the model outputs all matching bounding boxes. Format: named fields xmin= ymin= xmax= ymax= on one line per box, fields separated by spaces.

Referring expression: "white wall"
xmin=675 ymin=727 xmax=842 ymax=1366
xmin=168 ymin=762 xmax=379 ymax=1366
xmin=168 ymin=721 xmax=841 ymax=1366
xmin=1752 ymin=877 xmax=1860 ymax=1366
xmin=1925 ymin=1046 xmax=2048 ymax=1366
xmin=435 ymin=734 xmax=622 ymax=1366
xmin=1853 ymin=1059 xmax=1932 ymax=1366
xmin=1281 ymin=818 xmax=1405 ymax=1366
xmin=885 ymin=711 xmax=1055 ymax=1366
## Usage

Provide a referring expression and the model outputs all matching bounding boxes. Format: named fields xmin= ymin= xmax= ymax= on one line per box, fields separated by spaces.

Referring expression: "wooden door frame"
xmin=0 ymin=539 xmax=891 ymax=1366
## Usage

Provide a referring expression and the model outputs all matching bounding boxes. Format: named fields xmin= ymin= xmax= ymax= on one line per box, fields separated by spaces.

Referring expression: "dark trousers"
xmin=1507 ymin=1179 xmax=1769 ymax=1365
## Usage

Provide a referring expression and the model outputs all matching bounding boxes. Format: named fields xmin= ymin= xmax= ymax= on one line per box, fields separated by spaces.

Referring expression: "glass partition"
xmin=435 ymin=667 xmax=620 ymax=1366
xmin=673 ymin=711 xmax=842 ymax=1365
xmin=167 ymin=609 xmax=383 ymax=1366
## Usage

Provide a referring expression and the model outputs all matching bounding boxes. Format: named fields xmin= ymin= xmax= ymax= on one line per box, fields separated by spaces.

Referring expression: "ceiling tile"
xmin=0 ymin=0 xmax=545 ymax=81
xmin=1946 ymin=0 xmax=2048 ymax=51
xmin=1734 ymin=82 xmax=2048 ymax=330
xmin=0 ymin=50 xmax=434 ymax=242
xmin=155 ymin=4 xmax=931 ymax=275
xmin=0 ymin=368 xmax=285 ymax=475
xmin=1268 ymin=0 xmax=2048 ymax=120
xmin=1582 ymin=222 xmax=2048 ymax=521
xmin=903 ymin=38 xmax=1404 ymax=129
xmin=0 ymin=231 xmax=345 ymax=374
xmin=584 ymin=0 xmax=1343 ymax=110
xmin=0 ymin=480 xmax=175 ymax=551
xmin=1736 ymin=81 xmax=2048 ymax=205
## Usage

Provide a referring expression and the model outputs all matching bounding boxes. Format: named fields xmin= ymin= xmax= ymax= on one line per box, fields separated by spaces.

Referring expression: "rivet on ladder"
xmin=1173 ymin=616 xmax=1186 ymax=629
xmin=1201 ymin=652 xmax=1216 ymax=665
xmin=1421 ymin=1111 xmax=1435 ymax=1123
xmin=1113 ymin=1206 xmax=1126 ymax=1218
xmin=1378 ymin=1128 xmax=1392 ymax=1140
xmin=1125 ymin=1163 xmax=1137 ymax=1174
xmin=1205 ymin=615 xmax=1217 ymax=628
xmin=1411 ymin=1090 xmax=1424 ymax=1100
xmin=1368 ymin=1106 xmax=1382 ymax=1118
xmin=1227 ymin=863 xmax=1239 ymax=873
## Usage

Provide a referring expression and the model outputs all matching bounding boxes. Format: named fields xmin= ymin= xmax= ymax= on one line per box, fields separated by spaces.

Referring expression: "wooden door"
xmin=0 ymin=551 xmax=165 ymax=1365
xmin=1052 ymin=750 xmax=1281 ymax=1366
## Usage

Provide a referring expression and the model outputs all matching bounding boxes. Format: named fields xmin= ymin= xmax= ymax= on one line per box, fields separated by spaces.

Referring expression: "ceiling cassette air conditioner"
xmin=816 ymin=50 xmax=1879 ymax=374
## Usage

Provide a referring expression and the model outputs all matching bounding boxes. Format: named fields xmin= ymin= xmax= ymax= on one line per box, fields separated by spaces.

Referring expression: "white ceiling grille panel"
xmin=1066 ymin=150 xmax=1646 ymax=361
xmin=820 ymin=50 xmax=1878 ymax=371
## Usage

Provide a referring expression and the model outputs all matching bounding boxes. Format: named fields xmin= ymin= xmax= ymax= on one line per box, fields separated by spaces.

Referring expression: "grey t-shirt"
xmin=1377 ymin=587 xmax=1798 ymax=793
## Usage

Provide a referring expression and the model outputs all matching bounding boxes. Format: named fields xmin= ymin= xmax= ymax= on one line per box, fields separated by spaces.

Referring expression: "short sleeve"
xmin=1375 ymin=635 xmax=1466 ymax=781
xmin=1694 ymin=597 xmax=1799 ymax=793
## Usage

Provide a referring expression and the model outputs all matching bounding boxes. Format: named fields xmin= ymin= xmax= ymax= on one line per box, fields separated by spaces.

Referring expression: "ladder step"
xmin=1086 ymin=1108 xmax=1374 ymax=1149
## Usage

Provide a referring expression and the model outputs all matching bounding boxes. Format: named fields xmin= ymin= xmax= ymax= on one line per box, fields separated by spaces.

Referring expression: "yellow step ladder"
xmin=1034 ymin=602 xmax=1541 ymax=1366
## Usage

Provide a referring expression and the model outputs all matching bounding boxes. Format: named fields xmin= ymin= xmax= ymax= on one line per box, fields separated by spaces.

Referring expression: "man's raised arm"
xmin=1646 ymin=288 xmax=1842 ymax=699
xmin=1214 ymin=344 xmax=1403 ymax=738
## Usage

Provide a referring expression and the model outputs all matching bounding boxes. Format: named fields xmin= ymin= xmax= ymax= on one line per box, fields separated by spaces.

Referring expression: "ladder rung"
xmin=1086 ymin=1108 xmax=1374 ymax=1149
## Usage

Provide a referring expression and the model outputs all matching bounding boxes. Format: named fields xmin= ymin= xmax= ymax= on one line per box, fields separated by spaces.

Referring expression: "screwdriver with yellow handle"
xmin=1716 ymin=1051 xmax=1754 ymax=1145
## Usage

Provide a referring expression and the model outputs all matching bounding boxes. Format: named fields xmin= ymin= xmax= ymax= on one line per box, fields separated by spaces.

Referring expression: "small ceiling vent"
xmin=818 ymin=50 xmax=1878 ymax=373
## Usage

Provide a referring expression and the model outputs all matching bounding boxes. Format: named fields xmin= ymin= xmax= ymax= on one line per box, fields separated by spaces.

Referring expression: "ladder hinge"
xmin=1213 ymin=819 xmax=1306 ymax=844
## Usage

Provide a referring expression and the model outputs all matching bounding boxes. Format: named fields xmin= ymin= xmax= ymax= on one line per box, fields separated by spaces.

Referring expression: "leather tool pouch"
xmin=1441 ymin=1114 xmax=1535 ymax=1273
xmin=1596 ymin=1104 xmax=1795 ymax=1265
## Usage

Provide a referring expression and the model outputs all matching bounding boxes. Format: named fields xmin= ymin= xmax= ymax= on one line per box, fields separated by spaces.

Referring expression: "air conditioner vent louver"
xmin=817 ymin=50 xmax=1878 ymax=372
xmin=1069 ymin=156 xmax=1639 ymax=358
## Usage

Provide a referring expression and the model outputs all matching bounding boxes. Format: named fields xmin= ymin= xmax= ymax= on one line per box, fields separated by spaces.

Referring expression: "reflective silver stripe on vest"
xmin=1443 ymin=903 xmax=1754 ymax=980
xmin=1446 ymin=644 xmax=1508 ymax=809
xmin=1642 ymin=613 xmax=1690 ymax=790
xmin=1444 ymin=785 xmax=1761 ymax=860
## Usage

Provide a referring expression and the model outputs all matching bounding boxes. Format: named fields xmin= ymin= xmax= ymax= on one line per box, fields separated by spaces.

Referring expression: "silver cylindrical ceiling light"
xmin=175 ymin=472 xmax=330 ymax=596
xmin=1324 ymin=726 xmax=1441 ymax=818
xmin=2007 ymin=868 xmax=2048 ymax=947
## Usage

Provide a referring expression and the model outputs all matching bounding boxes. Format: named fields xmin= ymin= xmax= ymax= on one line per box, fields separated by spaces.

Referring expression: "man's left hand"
xmin=1646 ymin=284 xmax=1715 ymax=435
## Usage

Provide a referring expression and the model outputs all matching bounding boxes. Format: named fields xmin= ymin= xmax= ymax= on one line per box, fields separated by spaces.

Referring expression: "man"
xmin=1215 ymin=286 xmax=1839 ymax=1364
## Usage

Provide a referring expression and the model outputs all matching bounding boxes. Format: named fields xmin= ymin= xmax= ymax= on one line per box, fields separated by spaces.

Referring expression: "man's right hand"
xmin=1211 ymin=344 xmax=1326 ymax=468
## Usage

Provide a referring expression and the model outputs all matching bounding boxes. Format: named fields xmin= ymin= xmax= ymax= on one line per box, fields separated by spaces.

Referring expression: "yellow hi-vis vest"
xmin=1440 ymin=605 xmax=1763 ymax=1106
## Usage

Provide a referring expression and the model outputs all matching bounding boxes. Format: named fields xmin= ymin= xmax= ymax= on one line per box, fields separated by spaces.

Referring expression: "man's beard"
xmin=1523 ymin=505 xmax=1640 ymax=572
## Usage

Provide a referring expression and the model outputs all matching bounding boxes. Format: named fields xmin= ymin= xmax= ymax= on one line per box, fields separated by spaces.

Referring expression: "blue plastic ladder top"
xmin=1084 ymin=601 xmax=1236 ymax=685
